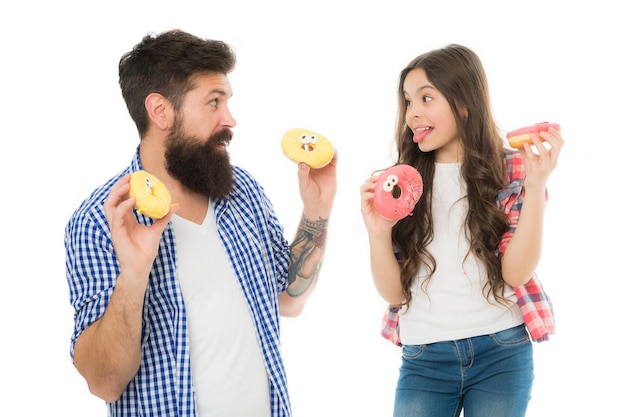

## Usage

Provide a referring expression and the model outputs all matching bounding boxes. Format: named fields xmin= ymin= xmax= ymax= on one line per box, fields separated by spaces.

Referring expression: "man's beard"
xmin=164 ymin=119 xmax=234 ymax=199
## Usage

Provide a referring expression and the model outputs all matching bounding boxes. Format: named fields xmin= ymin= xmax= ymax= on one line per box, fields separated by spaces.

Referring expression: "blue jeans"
xmin=393 ymin=324 xmax=533 ymax=417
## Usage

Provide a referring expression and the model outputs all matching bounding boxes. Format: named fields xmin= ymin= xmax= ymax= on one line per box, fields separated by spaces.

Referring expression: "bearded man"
xmin=64 ymin=29 xmax=337 ymax=417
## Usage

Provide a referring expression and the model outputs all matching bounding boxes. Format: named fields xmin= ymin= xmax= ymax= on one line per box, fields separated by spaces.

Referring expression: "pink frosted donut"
xmin=374 ymin=164 xmax=423 ymax=220
xmin=506 ymin=121 xmax=560 ymax=148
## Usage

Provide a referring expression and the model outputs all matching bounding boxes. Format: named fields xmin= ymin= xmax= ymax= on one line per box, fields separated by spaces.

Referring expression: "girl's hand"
xmin=519 ymin=126 xmax=564 ymax=190
xmin=360 ymin=175 xmax=397 ymax=237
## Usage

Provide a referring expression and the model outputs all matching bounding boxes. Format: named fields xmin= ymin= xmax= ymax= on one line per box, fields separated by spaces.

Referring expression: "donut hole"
xmin=392 ymin=184 xmax=402 ymax=199
xmin=301 ymin=144 xmax=314 ymax=152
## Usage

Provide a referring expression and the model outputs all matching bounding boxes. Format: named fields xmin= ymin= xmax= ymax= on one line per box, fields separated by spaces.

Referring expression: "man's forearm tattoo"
xmin=287 ymin=216 xmax=328 ymax=297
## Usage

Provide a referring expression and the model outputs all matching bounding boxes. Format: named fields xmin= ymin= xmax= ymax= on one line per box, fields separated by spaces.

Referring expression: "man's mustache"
xmin=210 ymin=128 xmax=233 ymax=146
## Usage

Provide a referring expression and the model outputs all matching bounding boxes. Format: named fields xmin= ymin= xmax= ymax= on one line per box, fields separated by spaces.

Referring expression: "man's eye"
xmin=209 ymin=98 xmax=218 ymax=107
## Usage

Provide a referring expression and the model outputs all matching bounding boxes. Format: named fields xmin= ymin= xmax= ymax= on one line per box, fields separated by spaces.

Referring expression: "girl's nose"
xmin=406 ymin=106 xmax=420 ymax=122
xmin=407 ymin=104 xmax=421 ymax=119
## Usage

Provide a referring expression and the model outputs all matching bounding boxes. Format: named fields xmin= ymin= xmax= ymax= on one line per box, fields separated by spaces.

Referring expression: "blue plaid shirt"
xmin=65 ymin=148 xmax=292 ymax=416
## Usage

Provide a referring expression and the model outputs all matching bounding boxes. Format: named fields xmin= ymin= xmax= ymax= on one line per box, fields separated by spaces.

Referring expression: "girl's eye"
xmin=423 ymin=96 xmax=432 ymax=103
xmin=405 ymin=99 xmax=412 ymax=107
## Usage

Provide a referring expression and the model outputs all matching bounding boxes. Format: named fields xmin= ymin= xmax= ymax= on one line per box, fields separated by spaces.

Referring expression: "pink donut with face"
xmin=374 ymin=164 xmax=424 ymax=220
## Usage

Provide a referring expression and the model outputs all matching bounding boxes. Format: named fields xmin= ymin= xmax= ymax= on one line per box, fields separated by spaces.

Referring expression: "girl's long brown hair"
xmin=393 ymin=44 xmax=510 ymax=308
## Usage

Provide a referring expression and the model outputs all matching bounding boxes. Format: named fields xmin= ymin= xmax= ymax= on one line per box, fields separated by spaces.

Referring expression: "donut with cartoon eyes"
xmin=129 ymin=170 xmax=172 ymax=219
xmin=506 ymin=122 xmax=560 ymax=149
xmin=374 ymin=164 xmax=423 ymax=221
xmin=281 ymin=128 xmax=335 ymax=169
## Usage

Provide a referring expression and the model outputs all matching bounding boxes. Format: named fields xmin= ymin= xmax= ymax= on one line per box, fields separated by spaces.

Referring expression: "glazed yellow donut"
xmin=281 ymin=128 xmax=335 ymax=169
xmin=129 ymin=170 xmax=172 ymax=219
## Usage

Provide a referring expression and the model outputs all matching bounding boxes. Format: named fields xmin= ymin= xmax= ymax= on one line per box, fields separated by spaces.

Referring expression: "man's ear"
xmin=145 ymin=93 xmax=173 ymax=131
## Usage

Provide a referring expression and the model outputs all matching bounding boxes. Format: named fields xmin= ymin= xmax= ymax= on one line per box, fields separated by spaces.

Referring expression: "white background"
xmin=1 ymin=0 xmax=623 ymax=415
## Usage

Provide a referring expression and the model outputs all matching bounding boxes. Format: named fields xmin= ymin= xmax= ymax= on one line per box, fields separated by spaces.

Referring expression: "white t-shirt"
xmin=399 ymin=162 xmax=523 ymax=345
xmin=171 ymin=203 xmax=271 ymax=417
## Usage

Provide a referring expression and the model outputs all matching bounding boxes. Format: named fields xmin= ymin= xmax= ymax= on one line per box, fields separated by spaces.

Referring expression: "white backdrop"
xmin=2 ymin=0 xmax=623 ymax=415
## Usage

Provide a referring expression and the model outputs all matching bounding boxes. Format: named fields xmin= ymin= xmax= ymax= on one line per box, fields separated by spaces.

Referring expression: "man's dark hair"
xmin=119 ymin=29 xmax=236 ymax=137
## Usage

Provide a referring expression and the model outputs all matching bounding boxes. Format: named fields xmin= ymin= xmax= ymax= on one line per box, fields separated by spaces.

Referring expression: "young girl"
xmin=360 ymin=44 xmax=563 ymax=417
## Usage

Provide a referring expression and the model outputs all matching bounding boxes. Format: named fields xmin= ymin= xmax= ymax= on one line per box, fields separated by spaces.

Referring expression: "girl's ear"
xmin=453 ymin=99 xmax=469 ymax=121
xmin=458 ymin=104 xmax=469 ymax=120
xmin=145 ymin=93 xmax=174 ymax=131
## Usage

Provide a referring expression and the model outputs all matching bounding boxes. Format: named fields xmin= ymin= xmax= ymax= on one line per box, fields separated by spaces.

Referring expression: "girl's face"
xmin=403 ymin=68 xmax=463 ymax=163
